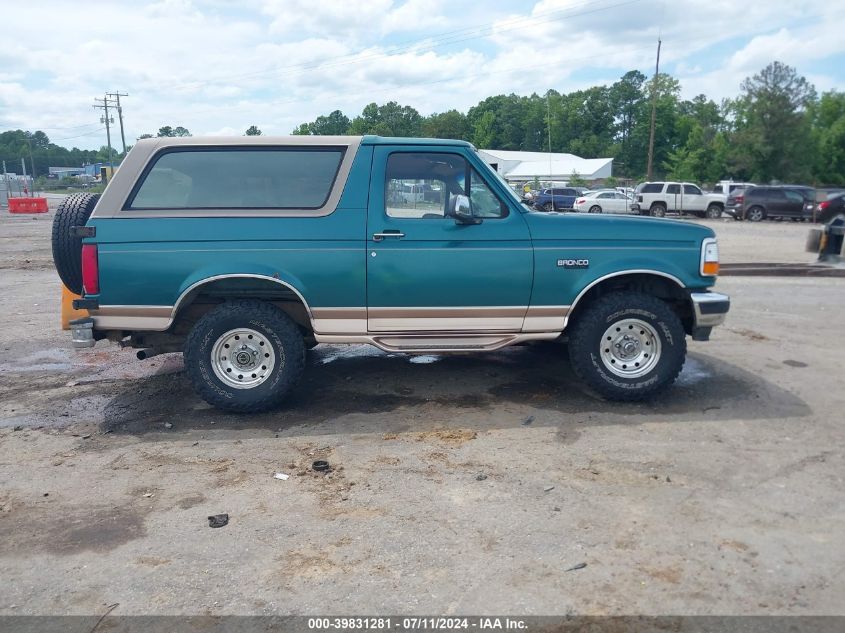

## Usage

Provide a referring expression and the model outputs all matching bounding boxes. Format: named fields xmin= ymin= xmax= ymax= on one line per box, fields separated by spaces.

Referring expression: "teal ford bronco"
xmin=52 ymin=136 xmax=729 ymax=412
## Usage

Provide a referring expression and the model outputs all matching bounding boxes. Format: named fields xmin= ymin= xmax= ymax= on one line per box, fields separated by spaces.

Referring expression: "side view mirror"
xmin=452 ymin=194 xmax=482 ymax=225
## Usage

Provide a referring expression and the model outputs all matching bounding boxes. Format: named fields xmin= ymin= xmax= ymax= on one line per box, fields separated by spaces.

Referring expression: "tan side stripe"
xmin=367 ymin=306 xmax=528 ymax=319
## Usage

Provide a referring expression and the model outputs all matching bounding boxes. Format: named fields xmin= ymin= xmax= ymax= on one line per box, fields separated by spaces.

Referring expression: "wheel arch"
xmin=565 ymin=270 xmax=694 ymax=334
xmin=169 ymin=274 xmax=315 ymax=335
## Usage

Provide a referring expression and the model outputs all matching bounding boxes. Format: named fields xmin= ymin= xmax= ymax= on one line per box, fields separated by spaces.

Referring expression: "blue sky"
xmin=0 ymin=0 xmax=843 ymax=150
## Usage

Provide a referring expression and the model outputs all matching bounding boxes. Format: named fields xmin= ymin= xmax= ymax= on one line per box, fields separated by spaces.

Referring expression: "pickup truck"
xmin=53 ymin=136 xmax=729 ymax=412
xmin=632 ymin=182 xmax=726 ymax=218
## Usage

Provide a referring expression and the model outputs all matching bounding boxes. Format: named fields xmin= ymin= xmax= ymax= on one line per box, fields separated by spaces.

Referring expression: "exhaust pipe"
xmin=136 ymin=348 xmax=163 ymax=360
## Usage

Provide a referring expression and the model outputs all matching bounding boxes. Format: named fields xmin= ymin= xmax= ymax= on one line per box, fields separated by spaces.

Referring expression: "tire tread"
xmin=568 ymin=291 xmax=686 ymax=401
xmin=184 ymin=300 xmax=305 ymax=413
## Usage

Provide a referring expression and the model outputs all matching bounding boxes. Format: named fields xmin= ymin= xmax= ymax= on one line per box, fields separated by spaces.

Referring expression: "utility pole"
xmin=93 ymin=96 xmax=115 ymax=175
xmin=107 ymin=91 xmax=129 ymax=154
xmin=646 ymin=38 xmax=662 ymax=181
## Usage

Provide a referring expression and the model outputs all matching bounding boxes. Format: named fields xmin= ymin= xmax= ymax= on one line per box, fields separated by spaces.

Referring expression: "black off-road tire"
xmin=184 ymin=300 xmax=306 ymax=413
xmin=51 ymin=192 xmax=101 ymax=293
xmin=568 ymin=291 xmax=686 ymax=401
xmin=650 ymin=203 xmax=667 ymax=218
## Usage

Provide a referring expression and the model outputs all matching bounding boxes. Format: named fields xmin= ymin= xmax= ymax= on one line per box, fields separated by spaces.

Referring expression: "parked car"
xmin=816 ymin=192 xmax=845 ymax=223
xmin=533 ymin=187 xmax=579 ymax=211
xmin=631 ymin=182 xmax=726 ymax=218
xmin=724 ymin=186 xmax=753 ymax=218
xmin=573 ymin=190 xmax=635 ymax=214
xmin=53 ymin=135 xmax=729 ymax=411
xmin=738 ymin=185 xmax=816 ymax=222
xmin=712 ymin=181 xmax=756 ymax=196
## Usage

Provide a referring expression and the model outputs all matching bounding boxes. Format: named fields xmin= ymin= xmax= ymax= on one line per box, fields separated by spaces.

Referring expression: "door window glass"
xmin=666 ymin=184 xmax=681 ymax=194
xmin=683 ymin=184 xmax=702 ymax=195
xmin=385 ymin=152 xmax=506 ymax=219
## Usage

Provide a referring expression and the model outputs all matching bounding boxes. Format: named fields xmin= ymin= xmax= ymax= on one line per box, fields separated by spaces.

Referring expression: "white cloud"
xmin=0 ymin=0 xmax=841 ymax=150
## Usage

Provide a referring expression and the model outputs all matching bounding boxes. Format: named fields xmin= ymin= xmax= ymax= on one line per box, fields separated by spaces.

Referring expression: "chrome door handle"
xmin=372 ymin=232 xmax=405 ymax=241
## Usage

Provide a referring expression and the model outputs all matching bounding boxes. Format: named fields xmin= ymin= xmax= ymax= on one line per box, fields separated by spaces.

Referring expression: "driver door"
xmin=366 ymin=147 xmax=532 ymax=332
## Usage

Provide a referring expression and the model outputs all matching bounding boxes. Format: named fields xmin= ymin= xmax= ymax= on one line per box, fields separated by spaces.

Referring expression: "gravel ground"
xmin=0 ymin=205 xmax=842 ymax=617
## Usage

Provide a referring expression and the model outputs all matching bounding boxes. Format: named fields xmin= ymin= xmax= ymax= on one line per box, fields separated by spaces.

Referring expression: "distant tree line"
xmin=292 ymin=61 xmax=844 ymax=185
xmin=3 ymin=61 xmax=842 ymax=185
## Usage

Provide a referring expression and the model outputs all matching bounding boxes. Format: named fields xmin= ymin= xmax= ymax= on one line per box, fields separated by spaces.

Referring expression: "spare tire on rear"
xmin=51 ymin=193 xmax=100 ymax=294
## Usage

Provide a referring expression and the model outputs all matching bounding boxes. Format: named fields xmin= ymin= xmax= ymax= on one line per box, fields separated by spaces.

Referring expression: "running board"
xmin=313 ymin=332 xmax=559 ymax=352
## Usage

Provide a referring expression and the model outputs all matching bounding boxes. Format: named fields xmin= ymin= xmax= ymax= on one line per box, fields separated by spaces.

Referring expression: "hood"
xmin=523 ymin=210 xmax=715 ymax=243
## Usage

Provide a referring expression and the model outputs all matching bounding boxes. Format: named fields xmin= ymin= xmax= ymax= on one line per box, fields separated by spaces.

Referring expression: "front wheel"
xmin=184 ymin=300 xmax=306 ymax=412
xmin=568 ymin=291 xmax=686 ymax=401
xmin=543 ymin=202 xmax=554 ymax=212
xmin=650 ymin=203 xmax=667 ymax=218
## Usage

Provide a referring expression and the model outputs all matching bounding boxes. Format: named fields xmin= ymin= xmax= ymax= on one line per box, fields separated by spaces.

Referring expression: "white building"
xmin=478 ymin=149 xmax=613 ymax=184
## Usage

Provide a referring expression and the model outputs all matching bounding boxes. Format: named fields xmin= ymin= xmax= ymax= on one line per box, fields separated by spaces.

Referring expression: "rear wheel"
xmin=650 ymin=203 xmax=667 ymax=218
xmin=184 ymin=300 xmax=305 ymax=412
xmin=588 ymin=205 xmax=602 ymax=214
xmin=705 ymin=204 xmax=723 ymax=219
xmin=746 ymin=205 xmax=766 ymax=222
xmin=568 ymin=291 xmax=686 ymax=401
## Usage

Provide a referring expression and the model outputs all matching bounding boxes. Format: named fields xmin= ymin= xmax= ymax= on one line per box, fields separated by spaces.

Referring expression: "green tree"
xmin=471 ymin=110 xmax=496 ymax=148
xmin=157 ymin=125 xmax=191 ymax=137
xmin=568 ymin=171 xmax=587 ymax=187
xmin=422 ymin=110 xmax=469 ymax=140
xmin=809 ymin=91 xmax=845 ymax=184
xmin=311 ymin=110 xmax=350 ymax=135
xmin=348 ymin=102 xmax=422 ymax=137
xmin=728 ymin=61 xmax=816 ymax=182
xmin=138 ymin=133 xmax=154 ymax=139
xmin=245 ymin=125 xmax=262 ymax=136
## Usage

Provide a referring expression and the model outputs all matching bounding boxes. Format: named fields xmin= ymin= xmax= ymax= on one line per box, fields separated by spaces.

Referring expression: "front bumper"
xmin=690 ymin=291 xmax=730 ymax=339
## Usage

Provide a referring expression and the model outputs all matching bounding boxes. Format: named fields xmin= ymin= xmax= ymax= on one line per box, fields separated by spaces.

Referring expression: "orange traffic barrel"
xmin=61 ymin=284 xmax=89 ymax=330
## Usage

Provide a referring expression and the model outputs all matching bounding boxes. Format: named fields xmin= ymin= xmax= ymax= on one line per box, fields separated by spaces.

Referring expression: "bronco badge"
xmin=557 ymin=258 xmax=590 ymax=269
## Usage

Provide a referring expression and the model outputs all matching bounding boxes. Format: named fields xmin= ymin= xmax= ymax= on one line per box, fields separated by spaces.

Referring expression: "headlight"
xmin=700 ymin=238 xmax=719 ymax=276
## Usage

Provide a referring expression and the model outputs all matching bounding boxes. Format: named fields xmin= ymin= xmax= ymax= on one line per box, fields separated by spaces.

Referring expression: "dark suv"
xmin=739 ymin=186 xmax=816 ymax=222
xmin=533 ymin=187 xmax=582 ymax=212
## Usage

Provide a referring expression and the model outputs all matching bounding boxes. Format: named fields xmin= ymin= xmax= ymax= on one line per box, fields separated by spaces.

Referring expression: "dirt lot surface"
xmin=1 ymin=207 xmax=843 ymax=616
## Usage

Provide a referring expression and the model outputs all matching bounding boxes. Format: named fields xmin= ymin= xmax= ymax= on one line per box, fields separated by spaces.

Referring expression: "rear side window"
xmin=127 ymin=147 xmax=344 ymax=210
xmin=641 ymin=183 xmax=664 ymax=193
xmin=666 ymin=184 xmax=681 ymax=194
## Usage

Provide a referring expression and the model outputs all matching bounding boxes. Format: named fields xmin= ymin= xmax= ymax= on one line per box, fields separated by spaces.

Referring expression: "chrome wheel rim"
xmin=748 ymin=207 xmax=763 ymax=221
xmin=589 ymin=205 xmax=601 ymax=214
xmin=599 ymin=318 xmax=661 ymax=378
xmin=652 ymin=207 xmax=665 ymax=217
xmin=211 ymin=328 xmax=275 ymax=389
